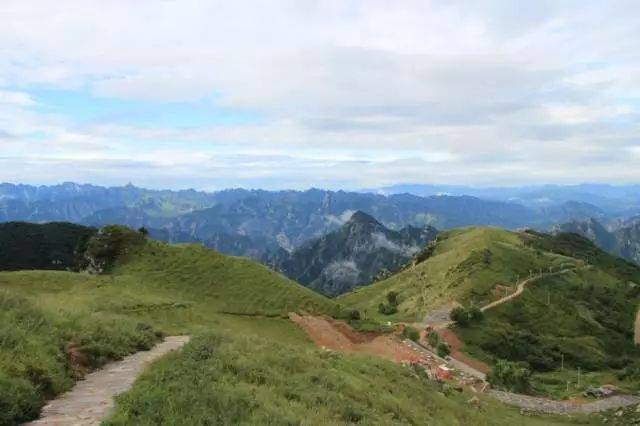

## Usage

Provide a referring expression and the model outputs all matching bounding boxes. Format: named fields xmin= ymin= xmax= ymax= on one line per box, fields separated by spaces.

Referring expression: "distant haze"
xmin=1 ymin=1 xmax=639 ymax=189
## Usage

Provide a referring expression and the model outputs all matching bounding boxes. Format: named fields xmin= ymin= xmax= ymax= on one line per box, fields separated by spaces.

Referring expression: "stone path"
xmin=25 ymin=336 xmax=190 ymax=426
xmin=490 ymin=390 xmax=639 ymax=414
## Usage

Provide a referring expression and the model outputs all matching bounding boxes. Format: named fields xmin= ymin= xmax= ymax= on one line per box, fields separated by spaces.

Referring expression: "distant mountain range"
xmin=553 ymin=217 xmax=640 ymax=265
xmin=1 ymin=182 xmax=638 ymax=261
xmin=266 ymin=211 xmax=438 ymax=296
xmin=372 ymin=183 xmax=640 ymax=215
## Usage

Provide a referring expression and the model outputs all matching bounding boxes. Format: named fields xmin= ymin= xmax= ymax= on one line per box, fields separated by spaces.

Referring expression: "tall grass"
xmin=106 ymin=333 xmax=593 ymax=426
xmin=0 ymin=290 xmax=162 ymax=424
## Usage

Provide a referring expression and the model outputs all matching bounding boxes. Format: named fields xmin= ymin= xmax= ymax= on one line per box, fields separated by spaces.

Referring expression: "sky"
xmin=0 ymin=0 xmax=639 ymax=190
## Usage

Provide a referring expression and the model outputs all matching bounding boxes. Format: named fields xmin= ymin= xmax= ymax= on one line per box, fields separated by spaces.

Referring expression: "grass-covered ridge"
xmin=458 ymin=231 xmax=640 ymax=397
xmin=340 ymin=227 xmax=640 ymax=397
xmin=0 ymin=225 xmax=615 ymax=424
xmin=339 ymin=227 xmax=577 ymax=322
xmin=0 ymin=226 xmax=337 ymax=424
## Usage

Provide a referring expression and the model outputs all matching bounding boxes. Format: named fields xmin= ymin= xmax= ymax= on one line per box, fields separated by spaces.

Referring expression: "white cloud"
xmin=0 ymin=0 xmax=639 ymax=188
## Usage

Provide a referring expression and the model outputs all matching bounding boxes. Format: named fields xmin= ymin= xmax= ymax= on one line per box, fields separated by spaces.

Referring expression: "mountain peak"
xmin=347 ymin=211 xmax=380 ymax=226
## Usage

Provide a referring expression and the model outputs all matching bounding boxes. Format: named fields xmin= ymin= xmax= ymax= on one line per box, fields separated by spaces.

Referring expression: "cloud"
xmin=0 ymin=0 xmax=638 ymax=189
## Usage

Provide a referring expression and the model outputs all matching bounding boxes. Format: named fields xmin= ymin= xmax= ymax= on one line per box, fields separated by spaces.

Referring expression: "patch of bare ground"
xmin=439 ymin=329 xmax=491 ymax=374
xmin=289 ymin=313 xmax=421 ymax=363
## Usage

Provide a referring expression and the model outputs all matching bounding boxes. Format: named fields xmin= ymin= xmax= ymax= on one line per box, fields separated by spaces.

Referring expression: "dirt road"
xmin=26 ymin=336 xmax=190 ymax=426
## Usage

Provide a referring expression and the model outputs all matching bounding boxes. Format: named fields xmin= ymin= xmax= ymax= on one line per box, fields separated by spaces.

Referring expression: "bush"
xmin=427 ymin=331 xmax=440 ymax=348
xmin=0 ymin=373 xmax=42 ymax=424
xmin=468 ymin=306 xmax=484 ymax=322
xmin=337 ymin=309 xmax=361 ymax=321
xmin=450 ymin=305 xmax=483 ymax=327
xmin=386 ymin=291 xmax=399 ymax=307
xmin=82 ymin=225 xmax=146 ymax=274
xmin=402 ymin=326 xmax=420 ymax=342
xmin=436 ymin=342 xmax=450 ymax=358
xmin=450 ymin=307 xmax=469 ymax=327
xmin=377 ymin=303 xmax=397 ymax=316
xmin=488 ymin=360 xmax=531 ymax=393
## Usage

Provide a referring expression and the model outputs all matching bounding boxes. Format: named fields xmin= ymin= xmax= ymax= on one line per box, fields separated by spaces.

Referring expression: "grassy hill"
xmin=339 ymin=227 xmax=577 ymax=322
xmin=457 ymin=231 xmax=640 ymax=397
xmin=340 ymin=227 xmax=640 ymax=398
xmin=0 ymin=226 xmax=336 ymax=424
xmin=0 ymin=226 xmax=605 ymax=425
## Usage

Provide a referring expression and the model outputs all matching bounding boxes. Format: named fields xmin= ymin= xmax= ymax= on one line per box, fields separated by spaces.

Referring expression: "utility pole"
xmin=578 ymin=367 xmax=581 ymax=387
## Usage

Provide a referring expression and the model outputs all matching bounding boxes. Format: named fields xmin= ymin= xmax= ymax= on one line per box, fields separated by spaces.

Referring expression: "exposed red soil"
xmin=439 ymin=329 xmax=490 ymax=374
xmin=289 ymin=313 xmax=423 ymax=364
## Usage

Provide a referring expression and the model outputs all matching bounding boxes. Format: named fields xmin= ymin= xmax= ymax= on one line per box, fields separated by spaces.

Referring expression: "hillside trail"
xmin=421 ymin=265 xmax=580 ymax=329
xmin=26 ymin=336 xmax=190 ymax=426
xmin=480 ymin=267 xmax=576 ymax=312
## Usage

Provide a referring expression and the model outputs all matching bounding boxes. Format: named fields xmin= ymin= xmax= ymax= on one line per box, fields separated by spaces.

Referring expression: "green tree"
xmin=437 ymin=342 xmax=451 ymax=358
xmin=402 ymin=326 xmax=420 ymax=342
xmin=488 ymin=360 xmax=531 ymax=393
xmin=468 ymin=305 xmax=484 ymax=322
xmin=450 ymin=307 xmax=469 ymax=327
xmin=427 ymin=331 xmax=440 ymax=348
xmin=386 ymin=291 xmax=399 ymax=307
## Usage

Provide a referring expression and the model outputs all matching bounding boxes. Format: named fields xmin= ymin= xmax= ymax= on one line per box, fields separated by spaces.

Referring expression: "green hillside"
xmin=340 ymin=227 xmax=640 ymax=398
xmin=0 ymin=226 xmax=336 ymax=424
xmin=0 ymin=226 xmax=606 ymax=424
xmin=339 ymin=227 xmax=577 ymax=322
xmin=457 ymin=231 xmax=640 ymax=397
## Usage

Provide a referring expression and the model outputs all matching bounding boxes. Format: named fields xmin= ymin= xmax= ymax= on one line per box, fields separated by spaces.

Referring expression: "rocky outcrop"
xmin=269 ymin=211 xmax=438 ymax=296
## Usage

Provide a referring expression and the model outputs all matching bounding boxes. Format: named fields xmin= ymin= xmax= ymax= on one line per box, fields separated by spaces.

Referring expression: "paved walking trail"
xmin=490 ymin=390 xmax=639 ymax=414
xmin=26 ymin=336 xmax=190 ymax=426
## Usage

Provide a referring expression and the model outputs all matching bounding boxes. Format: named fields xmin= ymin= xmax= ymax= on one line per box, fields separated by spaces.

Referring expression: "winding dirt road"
xmin=481 ymin=267 xmax=575 ymax=312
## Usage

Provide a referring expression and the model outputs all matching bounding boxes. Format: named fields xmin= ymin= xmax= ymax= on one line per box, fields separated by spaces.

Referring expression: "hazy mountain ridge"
xmin=2 ymin=182 xmax=637 ymax=261
xmin=0 ymin=183 xmax=534 ymax=257
xmin=554 ymin=217 xmax=640 ymax=264
xmin=268 ymin=211 xmax=438 ymax=296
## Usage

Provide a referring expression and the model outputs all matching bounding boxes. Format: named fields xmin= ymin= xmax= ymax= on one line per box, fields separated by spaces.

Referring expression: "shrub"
xmin=377 ymin=303 xmax=397 ymax=316
xmin=82 ymin=225 xmax=146 ymax=274
xmin=450 ymin=305 xmax=483 ymax=327
xmin=488 ymin=360 xmax=531 ymax=393
xmin=436 ymin=342 xmax=451 ymax=358
xmin=337 ymin=309 xmax=361 ymax=321
xmin=386 ymin=291 xmax=399 ymax=307
xmin=0 ymin=373 xmax=42 ymax=425
xmin=468 ymin=306 xmax=484 ymax=322
xmin=402 ymin=326 xmax=420 ymax=342
xmin=450 ymin=307 xmax=469 ymax=327
xmin=427 ymin=331 xmax=440 ymax=348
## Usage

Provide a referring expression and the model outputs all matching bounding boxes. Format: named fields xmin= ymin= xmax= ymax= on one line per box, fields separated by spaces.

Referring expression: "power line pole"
xmin=578 ymin=367 xmax=581 ymax=387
